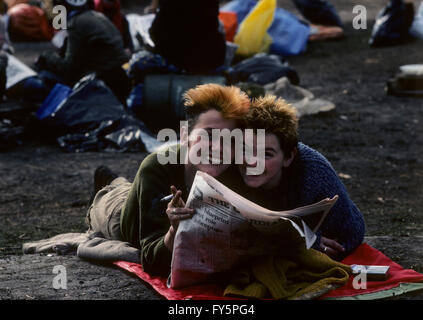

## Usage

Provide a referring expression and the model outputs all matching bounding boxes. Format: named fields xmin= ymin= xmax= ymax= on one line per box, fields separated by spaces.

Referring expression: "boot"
xmin=89 ymin=165 xmax=118 ymax=205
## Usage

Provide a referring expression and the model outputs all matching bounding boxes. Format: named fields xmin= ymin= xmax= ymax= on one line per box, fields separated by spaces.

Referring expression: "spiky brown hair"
xmin=244 ymin=95 xmax=299 ymax=155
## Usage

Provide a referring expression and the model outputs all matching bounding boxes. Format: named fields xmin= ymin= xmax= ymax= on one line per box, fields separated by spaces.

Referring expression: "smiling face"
xmin=183 ymin=109 xmax=237 ymax=178
xmin=240 ymin=133 xmax=295 ymax=190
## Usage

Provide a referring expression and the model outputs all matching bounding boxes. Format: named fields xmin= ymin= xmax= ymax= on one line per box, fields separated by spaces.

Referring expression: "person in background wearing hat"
xmin=36 ymin=0 xmax=131 ymax=103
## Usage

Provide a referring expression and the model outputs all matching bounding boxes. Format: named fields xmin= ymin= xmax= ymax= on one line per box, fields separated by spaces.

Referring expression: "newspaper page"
xmin=169 ymin=171 xmax=338 ymax=289
xmin=5 ymin=53 xmax=37 ymax=89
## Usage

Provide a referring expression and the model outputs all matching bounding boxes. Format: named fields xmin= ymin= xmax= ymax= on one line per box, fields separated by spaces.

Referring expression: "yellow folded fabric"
xmin=224 ymin=246 xmax=351 ymax=300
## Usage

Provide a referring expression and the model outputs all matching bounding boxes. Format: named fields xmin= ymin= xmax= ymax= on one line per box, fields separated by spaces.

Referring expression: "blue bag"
xmin=36 ymin=83 xmax=72 ymax=120
xmin=268 ymin=8 xmax=310 ymax=56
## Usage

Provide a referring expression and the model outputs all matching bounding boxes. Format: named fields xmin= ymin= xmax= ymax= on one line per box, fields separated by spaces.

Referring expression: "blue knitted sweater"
xmin=227 ymin=142 xmax=365 ymax=258
xmin=289 ymin=143 xmax=365 ymax=256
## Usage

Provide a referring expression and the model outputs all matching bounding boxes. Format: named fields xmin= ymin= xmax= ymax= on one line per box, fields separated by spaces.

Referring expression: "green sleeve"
xmin=120 ymin=152 xmax=181 ymax=276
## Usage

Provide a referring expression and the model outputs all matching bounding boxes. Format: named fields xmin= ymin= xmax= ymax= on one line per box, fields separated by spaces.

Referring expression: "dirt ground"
xmin=1 ymin=0 xmax=423 ymax=300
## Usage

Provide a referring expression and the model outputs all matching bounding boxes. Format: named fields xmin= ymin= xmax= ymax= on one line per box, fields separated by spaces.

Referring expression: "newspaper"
xmin=5 ymin=53 xmax=37 ymax=89
xmin=169 ymin=171 xmax=338 ymax=289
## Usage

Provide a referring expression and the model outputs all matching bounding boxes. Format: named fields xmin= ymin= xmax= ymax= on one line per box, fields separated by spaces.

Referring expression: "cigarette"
xmin=160 ymin=194 xmax=174 ymax=202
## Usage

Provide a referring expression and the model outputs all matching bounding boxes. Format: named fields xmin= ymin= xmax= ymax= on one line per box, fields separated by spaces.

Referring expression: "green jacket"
xmin=44 ymin=10 xmax=129 ymax=84
xmin=120 ymin=146 xmax=187 ymax=276
xmin=120 ymin=145 xmax=241 ymax=276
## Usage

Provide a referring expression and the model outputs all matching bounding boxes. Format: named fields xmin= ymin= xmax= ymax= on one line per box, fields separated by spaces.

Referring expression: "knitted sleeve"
xmin=297 ymin=144 xmax=365 ymax=257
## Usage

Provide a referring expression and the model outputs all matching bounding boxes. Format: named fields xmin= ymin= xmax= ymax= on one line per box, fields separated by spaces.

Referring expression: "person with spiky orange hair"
xmin=87 ymin=84 xmax=251 ymax=276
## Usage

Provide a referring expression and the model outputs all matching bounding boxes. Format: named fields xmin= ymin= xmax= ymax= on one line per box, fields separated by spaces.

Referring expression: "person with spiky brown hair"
xmin=234 ymin=95 xmax=365 ymax=260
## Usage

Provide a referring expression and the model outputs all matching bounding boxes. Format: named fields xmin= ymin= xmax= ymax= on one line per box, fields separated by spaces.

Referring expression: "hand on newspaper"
xmin=164 ymin=186 xmax=195 ymax=252
xmin=320 ymin=236 xmax=345 ymax=259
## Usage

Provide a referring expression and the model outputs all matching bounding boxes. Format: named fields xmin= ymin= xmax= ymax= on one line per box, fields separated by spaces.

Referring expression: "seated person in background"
xmin=148 ymin=0 xmax=226 ymax=74
xmin=37 ymin=0 xmax=130 ymax=103
xmin=86 ymin=84 xmax=251 ymax=276
xmin=93 ymin=0 xmax=134 ymax=54
xmin=233 ymin=95 xmax=365 ymax=260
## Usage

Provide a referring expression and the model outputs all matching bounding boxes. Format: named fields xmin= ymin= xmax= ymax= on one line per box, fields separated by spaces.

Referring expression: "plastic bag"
xmin=268 ymin=7 xmax=310 ymax=56
xmin=234 ymin=0 xmax=276 ymax=57
xmin=57 ymin=114 xmax=161 ymax=153
xmin=38 ymin=74 xmax=158 ymax=152
xmin=369 ymin=0 xmax=415 ymax=47
xmin=102 ymin=114 xmax=162 ymax=153
xmin=410 ymin=1 xmax=423 ymax=39
xmin=227 ymin=53 xmax=299 ymax=85
xmin=292 ymin=0 xmax=343 ymax=27
xmin=36 ymin=83 xmax=72 ymax=120
xmin=40 ymin=74 xmax=125 ymax=135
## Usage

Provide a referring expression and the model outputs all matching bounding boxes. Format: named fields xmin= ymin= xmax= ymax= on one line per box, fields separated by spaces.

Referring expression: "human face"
xmin=183 ymin=109 xmax=237 ymax=178
xmin=240 ymin=133 xmax=294 ymax=189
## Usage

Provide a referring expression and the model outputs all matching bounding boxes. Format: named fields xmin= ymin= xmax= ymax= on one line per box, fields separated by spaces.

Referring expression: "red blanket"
xmin=320 ymin=242 xmax=423 ymax=299
xmin=114 ymin=243 xmax=423 ymax=300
